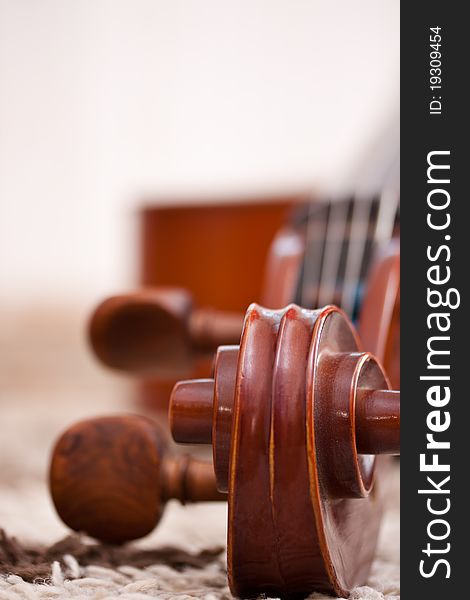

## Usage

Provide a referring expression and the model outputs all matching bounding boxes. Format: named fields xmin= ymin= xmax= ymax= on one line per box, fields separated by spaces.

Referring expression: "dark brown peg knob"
xmin=88 ymin=288 xmax=244 ymax=377
xmin=49 ymin=415 xmax=224 ymax=544
xmin=169 ymin=303 xmax=400 ymax=598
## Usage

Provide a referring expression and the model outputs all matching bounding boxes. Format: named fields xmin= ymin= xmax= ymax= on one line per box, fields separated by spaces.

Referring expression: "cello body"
xmin=137 ymin=196 xmax=302 ymax=411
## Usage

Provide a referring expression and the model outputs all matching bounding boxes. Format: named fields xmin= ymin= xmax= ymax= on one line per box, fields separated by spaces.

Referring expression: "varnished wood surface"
xmin=50 ymin=415 xmax=223 ymax=544
xmin=140 ymin=199 xmax=298 ymax=310
xmin=169 ymin=303 xmax=400 ymax=598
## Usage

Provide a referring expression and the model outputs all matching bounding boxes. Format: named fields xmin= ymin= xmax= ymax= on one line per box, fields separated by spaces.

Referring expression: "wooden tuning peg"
xmin=49 ymin=415 xmax=224 ymax=544
xmin=88 ymin=288 xmax=244 ymax=377
xmin=169 ymin=303 xmax=400 ymax=598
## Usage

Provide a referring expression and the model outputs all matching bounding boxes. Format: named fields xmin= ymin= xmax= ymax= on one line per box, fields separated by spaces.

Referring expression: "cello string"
xmin=300 ymin=200 xmax=328 ymax=309
xmin=299 ymin=191 xmax=397 ymax=314
xmin=373 ymin=186 xmax=400 ymax=247
xmin=371 ymin=146 xmax=400 ymax=248
xmin=340 ymin=196 xmax=374 ymax=317
xmin=317 ymin=199 xmax=349 ymax=307
xmin=299 ymin=201 xmax=314 ymax=308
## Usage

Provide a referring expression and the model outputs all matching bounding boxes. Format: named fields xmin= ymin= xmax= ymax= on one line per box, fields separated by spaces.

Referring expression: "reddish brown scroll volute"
xmin=49 ymin=415 xmax=223 ymax=544
xmin=169 ymin=303 xmax=400 ymax=598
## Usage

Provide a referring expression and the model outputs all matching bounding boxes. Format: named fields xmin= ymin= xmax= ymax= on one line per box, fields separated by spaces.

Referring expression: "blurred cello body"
xmin=137 ymin=196 xmax=304 ymax=411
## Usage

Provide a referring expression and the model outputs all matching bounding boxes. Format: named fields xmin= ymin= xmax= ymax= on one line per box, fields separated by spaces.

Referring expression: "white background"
xmin=0 ymin=0 xmax=399 ymax=308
